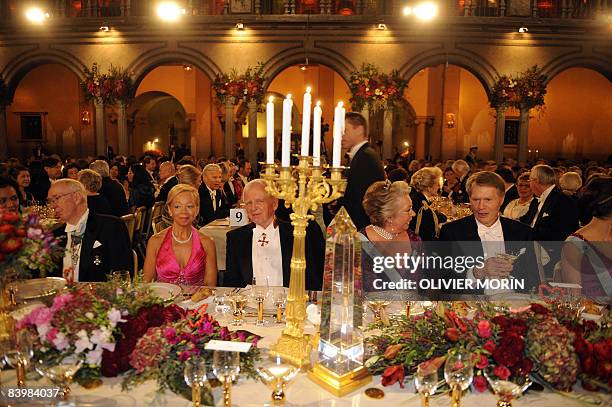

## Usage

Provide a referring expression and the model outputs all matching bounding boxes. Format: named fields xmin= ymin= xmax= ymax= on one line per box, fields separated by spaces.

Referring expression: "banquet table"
xmin=2 ymin=291 xmax=610 ymax=407
xmin=199 ymin=218 xmax=238 ymax=271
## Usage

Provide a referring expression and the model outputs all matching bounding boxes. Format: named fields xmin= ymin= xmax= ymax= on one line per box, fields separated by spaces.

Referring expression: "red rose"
xmin=473 ymin=375 xmax=488 ymax=392
xmin=483 ymin=340 xmax=496 ymax=354
xmin=493 ymin=334 xmax=523 ymax=367
xmin=530 ymin=303 xmax=549 ymax=315
xmin=477 ymin=320 xmax=492 ymax=338
xmin=445 ymin=328 xmax=460 ymax=342
xmin=593 ymin=341 xmax=609 ymax=362
xmin=492 ymin=315 xmax=509 ymax=329
xmin=0 ymin=224 xmax=15 ymax=235
xmin=574 ymin=338 xmax=593 ymax=357
xmin=595 ymin=361 xmax=611 ymax=379
xmin=0 ymin=237 xmax=23 ymax=253
xmin=507 ymin=319 xmax=528 ymax=336
xmin=381 ymin=365 xmax=405 ymax=388
xmin=476 ymin=354 xmax=489 ymax=369
xmin=520 ymin=358 xmax=533 ymax=374
xmin=163 ymin=304 xmax=186 ymax=323
xmin=493 ymin=365 xmax=511 ymax=380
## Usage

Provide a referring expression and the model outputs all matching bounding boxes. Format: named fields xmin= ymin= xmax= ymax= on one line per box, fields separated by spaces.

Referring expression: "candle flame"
xmin=316 ymin=101 xmax=321 ymax=106
xmin=268 ymin=96 xmax=274 ymax=103
xmin=287 ymin=94 xmax=292 ymax=99
xmin=306 ymin=86 xmax=311 ymax=93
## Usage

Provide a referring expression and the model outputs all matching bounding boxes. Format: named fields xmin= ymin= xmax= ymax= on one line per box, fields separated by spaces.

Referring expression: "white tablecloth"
xmin=199 ymin=219 xmax=238 ymax=271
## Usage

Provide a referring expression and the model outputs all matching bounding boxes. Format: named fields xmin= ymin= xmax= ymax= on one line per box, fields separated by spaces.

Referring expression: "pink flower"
xmin=493 ymin=365 xmax=511 ymax=380
xmin=164 ymin=327 xmax=177 ymax=344
xmin=474 ymin=375 xmax=488 ymax=392
xmin=30 ymin=306 xmax=53 ymax=325
xmin=477 ymin=320 xmax=492 ymax=338
xmin=51 ymin=293 xmax=73 ymax=312
xmin=476 ymin=354 xmax=489 ymax=369
xmin=46 ymin=327 xmax=59 ymax=342
xmin=52 ymin=332 xmax=69 ymax=350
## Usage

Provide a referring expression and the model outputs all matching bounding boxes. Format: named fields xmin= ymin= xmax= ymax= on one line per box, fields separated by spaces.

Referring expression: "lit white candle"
xmin=300 ymin=87 xmax=312 ymax=156
xmin=281 ymin=94 xmax=293 ymax=167
xmin=266 ymin=96 xmax=274 ymax=164
xmin=332 ymin=101 xmax=344 ymax=168
xmin=312 ymin=101 xmax=322 ymax=166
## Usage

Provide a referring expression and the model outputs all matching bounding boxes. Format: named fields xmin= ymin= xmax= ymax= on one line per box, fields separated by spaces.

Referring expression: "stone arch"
xmin=1 ymin=50 xmax=85 ymax=103
xmin=261 ymin=47 xmax=354 ymax=90
xmin=399 ymin=49 xmax=498 ymax=96
xmin=541 ymin=54 xmax=612 ymax=84
xmin=128 ymin=48 xmax=220 ymax=90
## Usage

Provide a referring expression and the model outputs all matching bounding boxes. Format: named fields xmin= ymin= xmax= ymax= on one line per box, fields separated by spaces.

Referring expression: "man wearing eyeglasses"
xmin=0 ymin=177 xmax=20 ymax=213
xmin=47 ymin=179 xmax=132 ymax=283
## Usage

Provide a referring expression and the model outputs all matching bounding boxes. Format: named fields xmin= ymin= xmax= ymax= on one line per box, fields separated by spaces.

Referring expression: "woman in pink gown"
xmin=143 ymin=184 xmax=217 ymax=286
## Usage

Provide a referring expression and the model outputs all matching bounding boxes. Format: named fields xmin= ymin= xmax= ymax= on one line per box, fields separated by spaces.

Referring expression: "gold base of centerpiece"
xmin=269 ymin=333 xmax=313 ymax=369
xmin=308 ymin=363 xmax=372 ymax=397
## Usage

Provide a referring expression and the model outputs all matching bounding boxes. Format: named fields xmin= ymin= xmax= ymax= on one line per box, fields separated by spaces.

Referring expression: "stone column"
xmin=494 ymin=107 xmax=506 ymax=163
xmin=117 ymin=102 xmax=129 ymax=156
xmin=361 ymin=106 xmax=369 ymax=137
xmin=0 ymin=104 xmax=8 ymax=159
xmin=415 ymin=117 xmax=427 ymax=160
xmin=94 ymin=98 xmax=107 ymax=156
xmin=518 ymin=106 xmax=530 ymax=164
xmin=225 ymin=98 xmax=235 ymax=158
xmin=382 ymin=106 xmax=393 ymax=161
xmin=247 ymin=100 xmax=258 ymax=166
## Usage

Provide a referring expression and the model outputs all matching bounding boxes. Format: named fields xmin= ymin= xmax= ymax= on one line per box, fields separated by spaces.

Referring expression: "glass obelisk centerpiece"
xmin=307 ymin=207 xmax=371 ymax=395
xmin=262 ymin=89 xmax=347 ymax=368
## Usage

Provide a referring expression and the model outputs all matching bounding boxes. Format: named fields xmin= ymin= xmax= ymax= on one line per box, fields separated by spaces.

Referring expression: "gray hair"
xmin=52 ymin=178 xmax=87 ymax=201
xmin=203 ymin=163 xmax=222 ymax=175
xmin=242 ymin=179 xmax=271 ymax=200
xmin=89 ymin=160 xmax=110 ymax=178
xmin=410 ymin=167 xmax=442 ymax=193
xmin=531 ymin=164 xmax=556 ymax=186
xmin=77 ymin=169 xmax=102 ymax=193
xmin=452 ymin=159 xmax=470 ymax=176
xmin=559 ymin=171 xmax=582 ymax=194
xmin=363 ymin=180 xmax=412 ymax=227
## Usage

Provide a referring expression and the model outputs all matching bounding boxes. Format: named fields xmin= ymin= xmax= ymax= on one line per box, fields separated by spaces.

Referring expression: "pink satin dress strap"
xmin=155 ymin=226 xmax=206 ymax=285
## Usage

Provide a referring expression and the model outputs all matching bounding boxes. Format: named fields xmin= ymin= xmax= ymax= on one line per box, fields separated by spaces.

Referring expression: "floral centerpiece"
xmin=81 ymin=63 xmax=135 ymax=106
xmin=348 ymin=63 xmax=407 ymax=112
xmin=0 ymin=209 xmax=62 ymax=282
xmin=490 ymin=65 xmax=547 ymax=111
xmin=213 ymin=62 xmax=265 ymax=105
xmin=365 ymin=294 xmax=610 ymax=394
xmin=123 ymin=305 xmax=261 ymax=404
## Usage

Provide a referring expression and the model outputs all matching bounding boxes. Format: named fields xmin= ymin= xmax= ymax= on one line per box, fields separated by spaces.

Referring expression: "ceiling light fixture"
xmin=403 ymin=6 xmax=413 ymax=15
xmin=414 ymin=2 xmax=438 ymax=21
xmin=25 ymin=7 xmax=49 ymax=24
xmin=156 ymin=2 xmax=184 ymax=22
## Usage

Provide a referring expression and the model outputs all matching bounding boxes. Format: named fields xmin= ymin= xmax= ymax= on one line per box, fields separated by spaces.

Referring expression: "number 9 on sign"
xmin=230 ymin=208 xmax=249 ymax=227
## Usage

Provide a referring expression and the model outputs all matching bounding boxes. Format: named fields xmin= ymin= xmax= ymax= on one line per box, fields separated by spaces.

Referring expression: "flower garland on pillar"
xmin=81 ymin=63 xmax=136 ymax=106
xmin=490 ymin=65 xmax=547 ymax=111
xmin=212 ymin=62 xmax=266 ymax=106
xmin=348 ymin=63 xmax=408 ymax=112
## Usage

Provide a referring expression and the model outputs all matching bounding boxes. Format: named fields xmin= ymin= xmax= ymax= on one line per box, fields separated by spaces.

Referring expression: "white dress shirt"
xmin=63 ymin=209 xmax=90 ymax=282
xmin=238 ymin=173 xmax=249 ymax=186
xmin=251 ymin=223 xmax=283 ymax=287
xmin=531 ymin=184 xmax=555 ymax=227
xmin=206 ymin=186 xmax=218 ymax=211
xmin=471 ymin=216 xmax=513 ymax=294
xmin=348 ymin=140 xmax=368 ymax=161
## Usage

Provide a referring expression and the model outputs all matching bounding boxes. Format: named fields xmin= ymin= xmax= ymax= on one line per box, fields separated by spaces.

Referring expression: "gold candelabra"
xmin=262 ymin=156 xmax=346 ymax=368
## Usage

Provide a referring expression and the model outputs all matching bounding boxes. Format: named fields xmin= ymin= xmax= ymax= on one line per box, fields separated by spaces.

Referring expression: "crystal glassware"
xmin=414 ymin=363 xmax=439 ymax=407
xmin=184 ymin=357 xmax=208 ymax=407
xmin=35 ymin=356 xmax=82 ymax=401
xmin=229 ymin=294 xmax=248 ymax=326
xmin=250 ymin=277 xmax=269 ymax=326
xmin=3 ymin=330 xmax=34 ymax=388
xmin=367 ymin=300 xmax=390 ymax=325
xmin=109 ymin=270 xmax=131 ymax=290
xmin=256 ymin=352 xmax=300 ymax=404
xmin=212 ymin=350 xmax=240 ymax=407
xmin=271 ymin=287 xmax=287 ymax=324
xmin=483 ymin=368 xmax=531 ymax=407
xmin=444 ymin=350 xmax=474 ymax=407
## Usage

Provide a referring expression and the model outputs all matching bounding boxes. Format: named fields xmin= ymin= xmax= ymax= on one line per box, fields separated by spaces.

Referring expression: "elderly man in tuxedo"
xmin=48 ymin=179 xmax=132 ymax=282
xmin=224 ymin=179 xmax=324 ymax=290
xmin=156 ymin=161 xmax=178 ymax=203
xmin=451 ymin=159 xmax=471 ymax=203
xmin=89 ymin=160 xmax=129 ymax=217
xmin=198 ymin=163 xmax=230 ymax=226
xmin=439 ymin=171 xmax=540 ymax=293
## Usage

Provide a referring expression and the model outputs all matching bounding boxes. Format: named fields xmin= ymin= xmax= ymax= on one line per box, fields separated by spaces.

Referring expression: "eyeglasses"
xmin=47 ymin=191 xmax=74 ymax=205
xmin=0 ymin=195 xmax=18 ymax=206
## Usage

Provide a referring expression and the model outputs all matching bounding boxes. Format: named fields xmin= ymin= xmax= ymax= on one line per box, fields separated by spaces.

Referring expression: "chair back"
xmin=147 ymin=201 xmax=165 ymax=236
xmin=134 ymin=206 xmax=147 ymax=236
xmin=152 ymin=217 xmax=166 ymax=234
xmin=120 ymin=214 xmax=136 ymax=244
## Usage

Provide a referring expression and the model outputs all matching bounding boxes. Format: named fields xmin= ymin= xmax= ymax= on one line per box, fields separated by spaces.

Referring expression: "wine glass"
xmin=271 ymin=287 xmax=287 ymax=324
xmin=35 ymin=356 xmax=82 ymax=401
xmin=366 ymin=300 xmax=390 ymax=325
xmin=212 ymin=351 xmax=240 ymax=407
xmin=414 ymin=362 xmax=439 ymax=407
xmin=3 ymin=330 xmax=34 ymax=388
xmin=250 ymin=277 xmax=270 ymax=326
xmin=444 ymin=350 xmax=474 ymax=407
xmin=184 ymin=357 xmax=208 ymax=407
xmin=256 ymin=352 xmax=300 ymax=404
xmin=109 ymin=270 xmax=131 ymax=290
xmin=229 ymin=294 xmax=248 ymax=326
xmin=483 ymin=368 xmax=531 ymax=407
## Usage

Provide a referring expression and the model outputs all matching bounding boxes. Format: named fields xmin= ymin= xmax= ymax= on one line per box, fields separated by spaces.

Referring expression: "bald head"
xmin=242 ymin=179 xmax=278 ymax=228
xmin=158 ymin=161 xmax=176 ymax=183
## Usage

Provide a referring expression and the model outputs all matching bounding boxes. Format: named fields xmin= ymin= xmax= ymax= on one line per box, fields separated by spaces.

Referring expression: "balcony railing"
xmin=0 ymin=0 xmax=607 ymax=20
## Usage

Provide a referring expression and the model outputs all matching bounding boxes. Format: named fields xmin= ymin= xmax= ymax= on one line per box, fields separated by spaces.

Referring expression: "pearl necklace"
xmin=172 ymin=230 xmax=192 ymax=244
xmin=371 ymin=225 xmax=400 ymax=240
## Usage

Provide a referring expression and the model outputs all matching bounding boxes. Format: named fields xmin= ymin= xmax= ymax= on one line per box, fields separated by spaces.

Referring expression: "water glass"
xmin=444 ymin=350 xmax=474 ymax=407
xmin=414 ymin=363 xmax=439 ymax=407
xmin=229 ymin=294 xmax=247 ymax=326
xmin=184 ymin=358 xmax=208 ymax=407
xmin=3 ymin=330 xmax=34 ymax=388
xmin=34 ymin=356 xmax=82 ymax=401
xmin=256 ymin=351 xmax=299 ymax=404
xmin=271 ymin=287 xmax=287 ymax=324
xmin=212 ymin=351 xmax=240 ymax=407
xmin=110 ymin=270 xmax=131 ymax=290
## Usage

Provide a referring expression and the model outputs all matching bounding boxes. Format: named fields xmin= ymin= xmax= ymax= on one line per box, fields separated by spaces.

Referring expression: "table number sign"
xmin=230 ymin=208 xmax=249 ymax=227
xmin=205 ymin=340 xmax=252 ymax=353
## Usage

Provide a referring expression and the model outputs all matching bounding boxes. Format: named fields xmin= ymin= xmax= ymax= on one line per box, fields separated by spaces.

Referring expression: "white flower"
xmin=37 ymin=324 xmax=50 ymax=341
xmin=85 ymin=312 xmax=94 ymax=320
xmin=90 ymin=327 xmax=115 ymax=352
xmin=86 ymin=346 xmax=103 ymax=365
xmin=52 ymin=332 xmax=69 ymax=351
xmin=74 ymin=330 xmax=93 ymax=353
xmin=107 ymin=308 xmax=126 ymax=328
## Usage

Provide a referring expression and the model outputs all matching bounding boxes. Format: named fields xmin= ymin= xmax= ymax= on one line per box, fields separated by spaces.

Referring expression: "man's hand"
xmin=473 ymin=257 xmax=513 ymax=279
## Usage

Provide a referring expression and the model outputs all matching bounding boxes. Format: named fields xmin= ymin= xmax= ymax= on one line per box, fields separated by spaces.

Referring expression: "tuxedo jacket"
xmin=339 ymin=142 xmax=385 ymax=230
xmin=409 ymin=190 xmax=446 ymax=241
xmin=57 ymin=211 xmax=133 ymax=282
xmin=198 ymin=184 xmax=230 ymax=226
xmin=438 ymin=215 xmax=540 ymax=292
xmin=500 ymin=185 xmax=519 ymax=213
xmin=100 ymin=177 xmax=129 ymax=217
xmin=519 ymin=186 xmax=579 ymax=242
xmin=156 ymin=176 xmax=178 ymax=203
xmin=223 ymin=181 xmax=238 ymax=208
xmin=224 ymin=220 xmax=325 ymax=290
